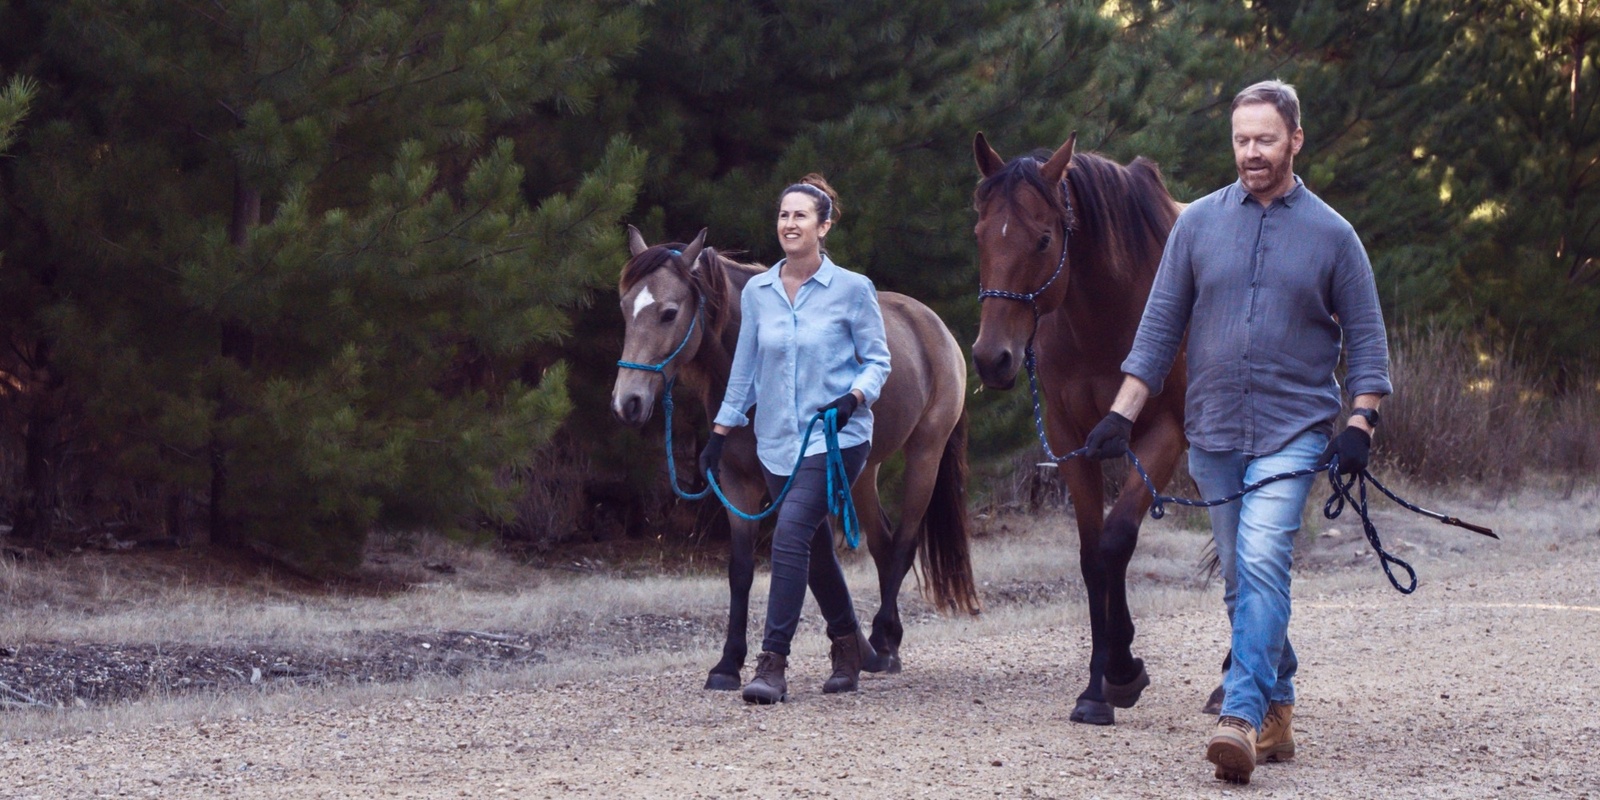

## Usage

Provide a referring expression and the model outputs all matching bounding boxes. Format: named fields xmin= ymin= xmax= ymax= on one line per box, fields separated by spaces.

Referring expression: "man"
xmin=1083 ymin=80 xmax=1391 ymax=785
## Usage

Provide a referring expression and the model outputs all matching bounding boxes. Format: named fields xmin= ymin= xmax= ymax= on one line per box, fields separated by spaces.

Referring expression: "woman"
xmin=698 ymin=174 xmax=892 ymax=704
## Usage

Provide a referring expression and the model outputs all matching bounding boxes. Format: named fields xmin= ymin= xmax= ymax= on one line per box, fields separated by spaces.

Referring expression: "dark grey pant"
xmin=759 ymin=443 xmax=870 ymax=656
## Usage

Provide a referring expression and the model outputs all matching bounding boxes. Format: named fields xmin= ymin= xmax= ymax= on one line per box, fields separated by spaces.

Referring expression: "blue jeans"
xmin=1188 ymin=429 xmax=1327 ymax=729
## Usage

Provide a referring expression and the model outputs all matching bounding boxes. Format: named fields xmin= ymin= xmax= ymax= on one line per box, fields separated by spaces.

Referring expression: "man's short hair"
xmin=1232 ymin=80 xmax=1300 ymax=133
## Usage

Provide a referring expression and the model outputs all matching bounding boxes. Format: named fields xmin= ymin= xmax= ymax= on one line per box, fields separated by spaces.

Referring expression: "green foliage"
xmin=0 ymin=1 xmax=643 ymax=567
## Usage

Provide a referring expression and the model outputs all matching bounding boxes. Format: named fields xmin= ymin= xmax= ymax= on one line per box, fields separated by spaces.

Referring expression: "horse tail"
xmin=918 ymin=409 xmax=981 ymax=615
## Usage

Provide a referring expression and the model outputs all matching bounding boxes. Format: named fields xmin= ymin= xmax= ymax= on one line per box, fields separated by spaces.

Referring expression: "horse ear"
xmin=974 ymin=132 xmax=1005 ymax=178
xmin=678 ymin=228 xmax=708 ymax=270
xmin=1040 ymin=131 xmax=1078 ymax=186
xmin=626 ymin=224 xmax=649 ymax=258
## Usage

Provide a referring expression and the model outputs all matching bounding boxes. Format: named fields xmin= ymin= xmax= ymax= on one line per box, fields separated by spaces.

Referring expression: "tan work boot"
xmin=741 ymin=652 xmax=788 ymax=704
xmin=1256 ymin=702 xmax=1295 ymax=763
xmin=822 ymin=629 xmax=871 ymax=694
xmin=1206 ymin=715 xmax=1258 ymax=784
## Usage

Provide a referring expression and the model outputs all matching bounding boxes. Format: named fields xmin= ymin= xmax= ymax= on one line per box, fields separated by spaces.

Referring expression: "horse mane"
xmin=618 ymin=242 xmax=763 ymax=338
xmin=974 ymin=150 xmax=1179 ymax=283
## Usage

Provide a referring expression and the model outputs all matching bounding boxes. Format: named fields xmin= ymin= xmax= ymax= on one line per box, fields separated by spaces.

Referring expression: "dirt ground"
xmin=3 ymin=485 xmax=1599 ymax=799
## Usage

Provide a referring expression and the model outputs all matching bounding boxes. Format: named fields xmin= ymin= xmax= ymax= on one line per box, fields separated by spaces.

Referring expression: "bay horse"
xmin=970 ymin=132 xmax=1188 ymax=725
xmin=612 ymin=226 xmax=978 ymax=690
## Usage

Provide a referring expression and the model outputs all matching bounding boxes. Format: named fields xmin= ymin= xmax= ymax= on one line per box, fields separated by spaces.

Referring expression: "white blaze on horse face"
xmin=631 ymin=285 xmax=656 ymax=320
xmin=1001 ymin=219 xmax=1008 ymax=238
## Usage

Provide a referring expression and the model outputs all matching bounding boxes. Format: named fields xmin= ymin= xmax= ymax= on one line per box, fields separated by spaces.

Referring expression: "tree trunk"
xmin=208 ymin=169 xmax=260 ymax=548
xmin=12 ymin=398 xmax=62 ymax=542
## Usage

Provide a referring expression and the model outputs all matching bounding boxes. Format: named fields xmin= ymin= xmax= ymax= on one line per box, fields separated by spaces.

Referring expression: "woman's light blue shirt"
xmin=713 ymin=255 xmax=892 ymax=475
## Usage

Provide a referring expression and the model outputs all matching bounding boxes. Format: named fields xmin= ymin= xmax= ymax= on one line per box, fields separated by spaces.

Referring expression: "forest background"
xmin=0 ymin=0 xmax=1596 ymax=570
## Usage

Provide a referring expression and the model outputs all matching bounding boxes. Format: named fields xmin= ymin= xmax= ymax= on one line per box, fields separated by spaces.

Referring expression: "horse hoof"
xmin=879 ymin=653 xmax=903 ymax=674
xmin=704 ymin=672 xmax=742 ymax=691
xmin=1102 ymin=658 xmax=1150 ymax=709
xmin=1202 ymin=683 xmax=1225 ymax=715
xmin=861 ymin=649 xmax=892 ymax=674
xmin=1069 ymin=699 xmax=1115 ymax=726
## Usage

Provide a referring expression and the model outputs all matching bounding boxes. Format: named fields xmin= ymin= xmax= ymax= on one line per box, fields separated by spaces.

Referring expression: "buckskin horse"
xmin=612 ymin=226 xmax=978 ymax=689
xmin=970 ymin=133 xmax=1188 ymax=725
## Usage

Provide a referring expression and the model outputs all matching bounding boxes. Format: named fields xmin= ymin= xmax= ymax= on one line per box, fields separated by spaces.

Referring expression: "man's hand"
xmin=1084 ymin=412 xmax=1134 ymax=460
xmin=699 ymin=432 xmax=726 ymax=485
xmin=817 ymin=392 xmax=860 ymax=428
xmin=1319 ymin=426 xmax=1370 ymax=475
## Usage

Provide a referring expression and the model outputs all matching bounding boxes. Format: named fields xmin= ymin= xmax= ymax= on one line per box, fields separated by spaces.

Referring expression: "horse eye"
xmin=1036 ymin=234 xmax=1051 ymax=253
xmin=660 ymin=308 xmax=679 ymax=324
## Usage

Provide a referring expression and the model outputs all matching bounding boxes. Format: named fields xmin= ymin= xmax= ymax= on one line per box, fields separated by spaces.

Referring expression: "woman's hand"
xmin=699 ymin=432 xmax=726 ymax=485
xmin=817 ymin=392 xmax=860 ymax=427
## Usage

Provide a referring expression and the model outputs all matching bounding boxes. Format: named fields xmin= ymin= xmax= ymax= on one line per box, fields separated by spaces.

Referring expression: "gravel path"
xmin=6 ymin=519 xmax=1598 ymax=799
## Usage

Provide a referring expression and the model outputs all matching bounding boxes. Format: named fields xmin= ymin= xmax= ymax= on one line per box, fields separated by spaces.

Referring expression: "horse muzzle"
xmin=971 ymin=341 xmax=1020 ymax=391
xmin=611 ymin=387 xmax=656 ymax=427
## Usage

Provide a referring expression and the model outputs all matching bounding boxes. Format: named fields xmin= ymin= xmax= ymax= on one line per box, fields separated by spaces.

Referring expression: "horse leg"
xmin=1059 ymin=457 xmax=1115 ymax=725
xmin=1099 ymin=423 xmax=1182 ymax=709
xmin=851 ymin=467 xmax=902 ymax=672
xmin=705 ymin=474 xmax=765 ymax=691
xmin=872 ymin=437 xmax=943 ymax=673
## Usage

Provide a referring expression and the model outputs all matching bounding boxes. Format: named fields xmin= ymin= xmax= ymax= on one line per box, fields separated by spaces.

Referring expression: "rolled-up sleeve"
xmin=1331 ymin=231 xmax=1392 ymax=399
xmin=1121 ymin=217 xmax=1195 ymax=396
xmin=713 ymin=285 xmax=761 ymax=428
xmin=849 ymin=280 xmax=892 ymax=406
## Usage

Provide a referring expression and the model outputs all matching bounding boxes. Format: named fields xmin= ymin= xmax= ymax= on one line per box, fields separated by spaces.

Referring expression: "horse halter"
xmin=975 ymin=178 xmax=1074 ymax=317
xmin=616 ymin=250 xmax=705 ymax=377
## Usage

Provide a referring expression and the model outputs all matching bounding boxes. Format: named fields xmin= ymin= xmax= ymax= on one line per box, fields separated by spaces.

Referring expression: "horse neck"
xmin=676 ymin=255 xmax=747 ymax=411
xmin=1051 ymin=187 xmax=1164 ymax=362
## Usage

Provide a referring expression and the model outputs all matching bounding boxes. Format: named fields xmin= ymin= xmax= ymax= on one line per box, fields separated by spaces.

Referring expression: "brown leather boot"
xmin=1206 ymin=715 xmax=1257 ymax=784
xmin=822 ymin=630 xmax=869 ymax=694
xmin=741 ymin=652 xmax=787 ymax=704
xmin=1256 ymin=702 xmax=1295 ymax=763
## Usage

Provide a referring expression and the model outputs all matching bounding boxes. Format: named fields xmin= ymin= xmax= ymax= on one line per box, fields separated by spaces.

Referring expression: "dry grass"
xmin=3 ymin=472 xmax=1595 ymax=742
xmin=1378 ymin=329 xmax=1600 ymax=495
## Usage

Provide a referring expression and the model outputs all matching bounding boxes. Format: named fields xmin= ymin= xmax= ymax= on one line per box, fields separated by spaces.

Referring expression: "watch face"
xmin=1354 ymin=408 xmax=1379 ymax=427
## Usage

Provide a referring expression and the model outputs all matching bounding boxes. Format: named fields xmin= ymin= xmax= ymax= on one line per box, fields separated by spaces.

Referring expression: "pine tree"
xmin=0 ymin=1 xmax=644 ymax=566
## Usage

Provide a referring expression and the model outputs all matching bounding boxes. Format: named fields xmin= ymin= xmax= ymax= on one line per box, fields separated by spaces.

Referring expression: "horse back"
xmin=869 ymin=292 xmax=966 ymax=463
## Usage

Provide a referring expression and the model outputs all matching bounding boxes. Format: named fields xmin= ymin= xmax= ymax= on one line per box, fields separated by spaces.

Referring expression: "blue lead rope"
xmin=623 ymin=364 xmax=861 ymax=548
xmin=703 ymin=408 xmax=861 ymax=549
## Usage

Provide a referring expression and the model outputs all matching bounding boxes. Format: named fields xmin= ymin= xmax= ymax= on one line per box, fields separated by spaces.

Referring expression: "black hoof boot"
xmin=858 ymin=629 xmax=891 ymax=674
xmin=1069 ymin=698 xmax=1116 ymax=725
xmin=704 ymin=671 xmax=742 ymax=691
xmin=1202 ymin=682 xmax=1226 ymax=715
xmin=1102 ymin=658 xmax=1150 ymax=709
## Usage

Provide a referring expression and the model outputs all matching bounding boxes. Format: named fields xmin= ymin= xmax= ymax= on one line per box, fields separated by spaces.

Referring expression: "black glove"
xmin=1083 ymin=411 xmax=1134 ymax=460
xmin=817 ymin=392 xmax=860 ymax=428
xmin=698 ymin=432 xmax=726 ymax=485
xmin=1319 ymin=426 xmax=1371 ymax=475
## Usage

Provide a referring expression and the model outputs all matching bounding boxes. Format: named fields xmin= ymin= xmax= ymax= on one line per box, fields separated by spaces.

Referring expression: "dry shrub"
xmin=1543 ymin=376 xmax=1600 ymax=498
xmin=1378 ymin=328 xmax=1537 ymax=490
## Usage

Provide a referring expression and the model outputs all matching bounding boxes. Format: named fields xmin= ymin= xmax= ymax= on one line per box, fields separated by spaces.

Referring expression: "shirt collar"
xmin=1233 ymin=174 xmax=1305 ymax=207
xmin=759 ymin=254 xmax=838 ymax=287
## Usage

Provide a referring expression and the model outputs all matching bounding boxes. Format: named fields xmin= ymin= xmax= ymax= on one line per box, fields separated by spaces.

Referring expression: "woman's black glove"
xmin=1319 ymin=426 xmax=1371 ymax=475
xmin=817 ymin=392 xmax=860 ymax=428
xmin=1083 ymin=411 xmax=1134 ymax=460
xmin=698 ymin=432 xmax=726 ymax=485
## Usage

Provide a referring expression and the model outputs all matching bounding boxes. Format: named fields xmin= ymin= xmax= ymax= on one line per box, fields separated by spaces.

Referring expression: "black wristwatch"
xmin=1350 ymin=407 xmax=1380 ymax=430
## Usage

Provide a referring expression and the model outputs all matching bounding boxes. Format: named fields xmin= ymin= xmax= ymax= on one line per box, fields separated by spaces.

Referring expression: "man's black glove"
xmin=817 ymin=392 xmax=860 ymax=428
xmin=698 ymin=432 xmax=726 ymax=485
xmin=1319 ymin=426 xmax=1371 ymax=475
xmin=1084 ymin=411 xmax=1134 ymax=460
